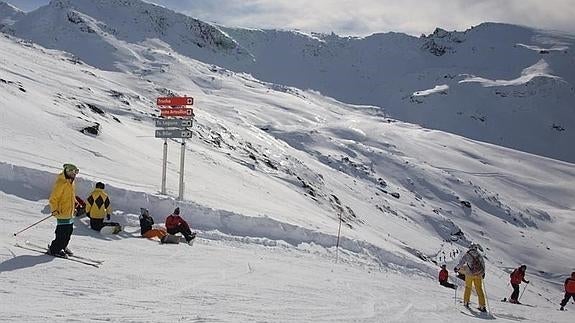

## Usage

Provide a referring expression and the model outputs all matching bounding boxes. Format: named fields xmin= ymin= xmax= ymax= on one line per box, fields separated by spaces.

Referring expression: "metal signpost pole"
xmin=178 ymin=138 xmax=185 ymax=201
xmin=161 ymin=138 xmax=168 ymax=194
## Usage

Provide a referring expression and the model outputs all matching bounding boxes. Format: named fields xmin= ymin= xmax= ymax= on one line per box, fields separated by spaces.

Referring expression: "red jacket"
xmin=510 ymin=268 xmax=526 ymax=285
xmin=165 ymin=214 xmax=186 ymax=230
xmin=439 ymin=269 xmax=448 ymax=282
xmin=566 ymin=278 xmax=575 ymax=294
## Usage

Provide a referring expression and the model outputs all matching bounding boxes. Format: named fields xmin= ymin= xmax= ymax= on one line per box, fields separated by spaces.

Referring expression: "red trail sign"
xmin=157 ymin=97 xmax=194 ymax=106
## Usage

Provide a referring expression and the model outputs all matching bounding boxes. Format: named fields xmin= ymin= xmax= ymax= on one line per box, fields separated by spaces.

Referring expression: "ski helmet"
xmin=469 ymin=243 xmax=483 ymax=252
xmin=63 ymin=163 xmax=79 ymax=174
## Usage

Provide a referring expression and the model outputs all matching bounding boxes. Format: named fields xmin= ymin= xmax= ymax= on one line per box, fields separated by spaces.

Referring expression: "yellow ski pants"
xmin=463 ymin=274 xmax=486 ymax=307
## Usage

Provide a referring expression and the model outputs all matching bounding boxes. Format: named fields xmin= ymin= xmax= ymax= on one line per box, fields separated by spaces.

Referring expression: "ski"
xmin=500 ymin=298 xmax=535 ymax=307
xmin=25 ymin=240 xmax=103 ymax=264
xmin=460 ymin=307 xmax=493 ymax=319
xmin=14 ymin=243 xmax=100 ymax=268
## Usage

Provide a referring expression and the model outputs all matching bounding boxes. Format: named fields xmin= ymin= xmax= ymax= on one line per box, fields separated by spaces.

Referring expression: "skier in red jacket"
xmin=165 ymin=207 xmax=196 ymax=244
xmin=560 ymin=272 xmax=575 ymax=311
xmin=508 ymin=265 xmax=530 ymax=304
xmin=439 ymin=264 xmax=457 ymax=289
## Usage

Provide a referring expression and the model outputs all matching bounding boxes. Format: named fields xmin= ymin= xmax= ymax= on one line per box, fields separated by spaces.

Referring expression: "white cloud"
xmin=156 ymin=0 xmax=575 ymax=36
xmin=11 ymin=0 xmax=575 ymax=36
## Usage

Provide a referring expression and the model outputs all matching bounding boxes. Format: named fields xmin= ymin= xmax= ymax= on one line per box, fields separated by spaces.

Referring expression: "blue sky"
xmin=8 ymin=0 xmax=575 ymax=36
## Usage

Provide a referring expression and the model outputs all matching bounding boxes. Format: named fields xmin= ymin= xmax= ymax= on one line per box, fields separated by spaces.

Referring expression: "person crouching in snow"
xmin=139 ymin=208 xmax=170 ymax=243
xmin=560 ymin=272 xmax=575 ymax=311
xmin=439 ymin=264 xmax=457 ymax=289
xmin=86 ymin=182 xmax=121 ymax=234
xmin=165 ymin=207 xmax=196 ymax=244
xmin=455 ymin=244 xmax=487 ymax=312
xmin=508 ymin=265 xmax=529 ymax=304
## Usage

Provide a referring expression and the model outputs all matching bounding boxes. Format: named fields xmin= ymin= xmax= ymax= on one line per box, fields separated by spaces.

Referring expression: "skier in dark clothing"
xmin=560 ymin=272 xmax=575 ymax=311
xmin=165 ymin=207 xmax=196 ymax=244
xmin=139 ymin=208 xmax=168 ymax=242
xmin=509 ymin=265 xmax=530 ymax=304
xmin=439 ymin=264 xmax=457 ymax=289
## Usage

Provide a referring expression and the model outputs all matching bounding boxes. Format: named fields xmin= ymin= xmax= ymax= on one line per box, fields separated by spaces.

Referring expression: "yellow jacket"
xmin=49 ymin=172 xmax=76 ymax=219
xmin=86 ymin=188 xmax=112 ymax=219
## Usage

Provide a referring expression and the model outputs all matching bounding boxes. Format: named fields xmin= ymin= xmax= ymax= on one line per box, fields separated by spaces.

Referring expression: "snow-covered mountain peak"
xmin=0 ymin=1 xmax=24 ymax=25
xmin=48 ymin=0 xmax=71 ymax=9
xmin=8 ymin=0 xmax=250 ymax=71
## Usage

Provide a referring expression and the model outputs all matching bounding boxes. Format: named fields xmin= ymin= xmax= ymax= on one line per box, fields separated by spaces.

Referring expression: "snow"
xmin=0 ymin=2 xmax=574 ymax=322
xmin=516 ymin=43 xmax=569 ymax=52
xmin=3 ymin=1 xmax=575 ymax=162
xmin=460 ymin=59 xmax=559 ymax=87
xmin=412 ymin=84 xmax=449 ymax=97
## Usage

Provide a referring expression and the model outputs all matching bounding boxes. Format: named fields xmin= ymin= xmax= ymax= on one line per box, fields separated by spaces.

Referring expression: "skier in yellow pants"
xmin=455 ymin=244 xmax=487 ymax=312
xmin=464 ymin=275 xmax=486 ymax=309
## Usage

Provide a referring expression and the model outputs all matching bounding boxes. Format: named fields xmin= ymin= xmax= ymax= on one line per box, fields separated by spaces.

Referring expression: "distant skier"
xmin=86 ymin=182 xmax=121 ymax=233
xmin=455 ymin=244 xmax=487 ymax=312
xmin=47 ymin=163 xmax=79 ymax=257
xmin=139 ymin=208 xmax=169 ymax=243
xmin=508 ymin=265 xmax=530 ymax=304
xmin=165 ymin=207 xmax=196 ymax=244
xmin=439 ymin=264 xmax=457 ymax=289
xmin=560 ymin=272 xmax=575 ymax=311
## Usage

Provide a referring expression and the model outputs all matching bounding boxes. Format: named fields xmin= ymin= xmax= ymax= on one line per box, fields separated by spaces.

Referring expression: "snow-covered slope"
xmin=221 ymin=24 xmax=575 ymax=163
xmin=4 ymin=1 xmax=574 ymax=162
xmin=4 ymin=0 xmax=251 ymax=71
xmin=1 ymin=19 xmax=574 ymax=321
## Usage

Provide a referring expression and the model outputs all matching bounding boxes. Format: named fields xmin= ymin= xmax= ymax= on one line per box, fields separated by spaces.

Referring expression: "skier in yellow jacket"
xmin=86 ymin=182 xmax=121 ymax=233
xmin=48 ymin=163 xmax=78 ymax=257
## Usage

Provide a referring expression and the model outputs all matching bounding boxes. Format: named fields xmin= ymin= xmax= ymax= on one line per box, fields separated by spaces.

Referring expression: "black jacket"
xmin=139 ymin=213 xmax=154 ymax=235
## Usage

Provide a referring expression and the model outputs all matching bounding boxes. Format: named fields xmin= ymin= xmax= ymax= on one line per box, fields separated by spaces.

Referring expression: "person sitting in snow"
xmin=560 ymin=272 xmax=575 ymax=311
xmin=86 ymin=182 xmax=121 ymax=233
xmin=139 ymin=208 xmax=170 ymax=243
xmin=508 ymin=265 xmax=530 ymax=304
xmin=455 ymin=244 xmax=486 ymax=312
xmin=165 ymin=207 xmax=196 ymax=244
xmin=439 ymin=264 xmax=457 ymax=289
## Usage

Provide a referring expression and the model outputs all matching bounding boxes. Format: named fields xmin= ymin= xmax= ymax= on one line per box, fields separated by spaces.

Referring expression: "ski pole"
xmin=519 ymin=282 xmax=529 ymax=302
xmin=335 ymin=213 xmax=342 ymax=263
xmin=482 ymin=279 xmax=490 ymax=312
xmin=454 ymin=285 xmax=457 ymax=305
xmin=13 ymin=214 xmax=52 ymax=236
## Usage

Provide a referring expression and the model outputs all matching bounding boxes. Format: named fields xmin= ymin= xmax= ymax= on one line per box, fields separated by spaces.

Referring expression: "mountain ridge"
xmin=3 ymin=0 xmax=573 ymax=161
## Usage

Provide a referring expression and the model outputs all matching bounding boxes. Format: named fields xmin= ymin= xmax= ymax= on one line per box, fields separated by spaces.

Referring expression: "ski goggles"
xmin=65 ymin=167 xmax=79 ymax=175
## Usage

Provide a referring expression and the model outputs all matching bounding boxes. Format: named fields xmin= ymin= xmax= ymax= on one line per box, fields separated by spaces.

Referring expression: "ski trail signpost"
xmin=155 ymin=96 xmax=194 ymax=200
